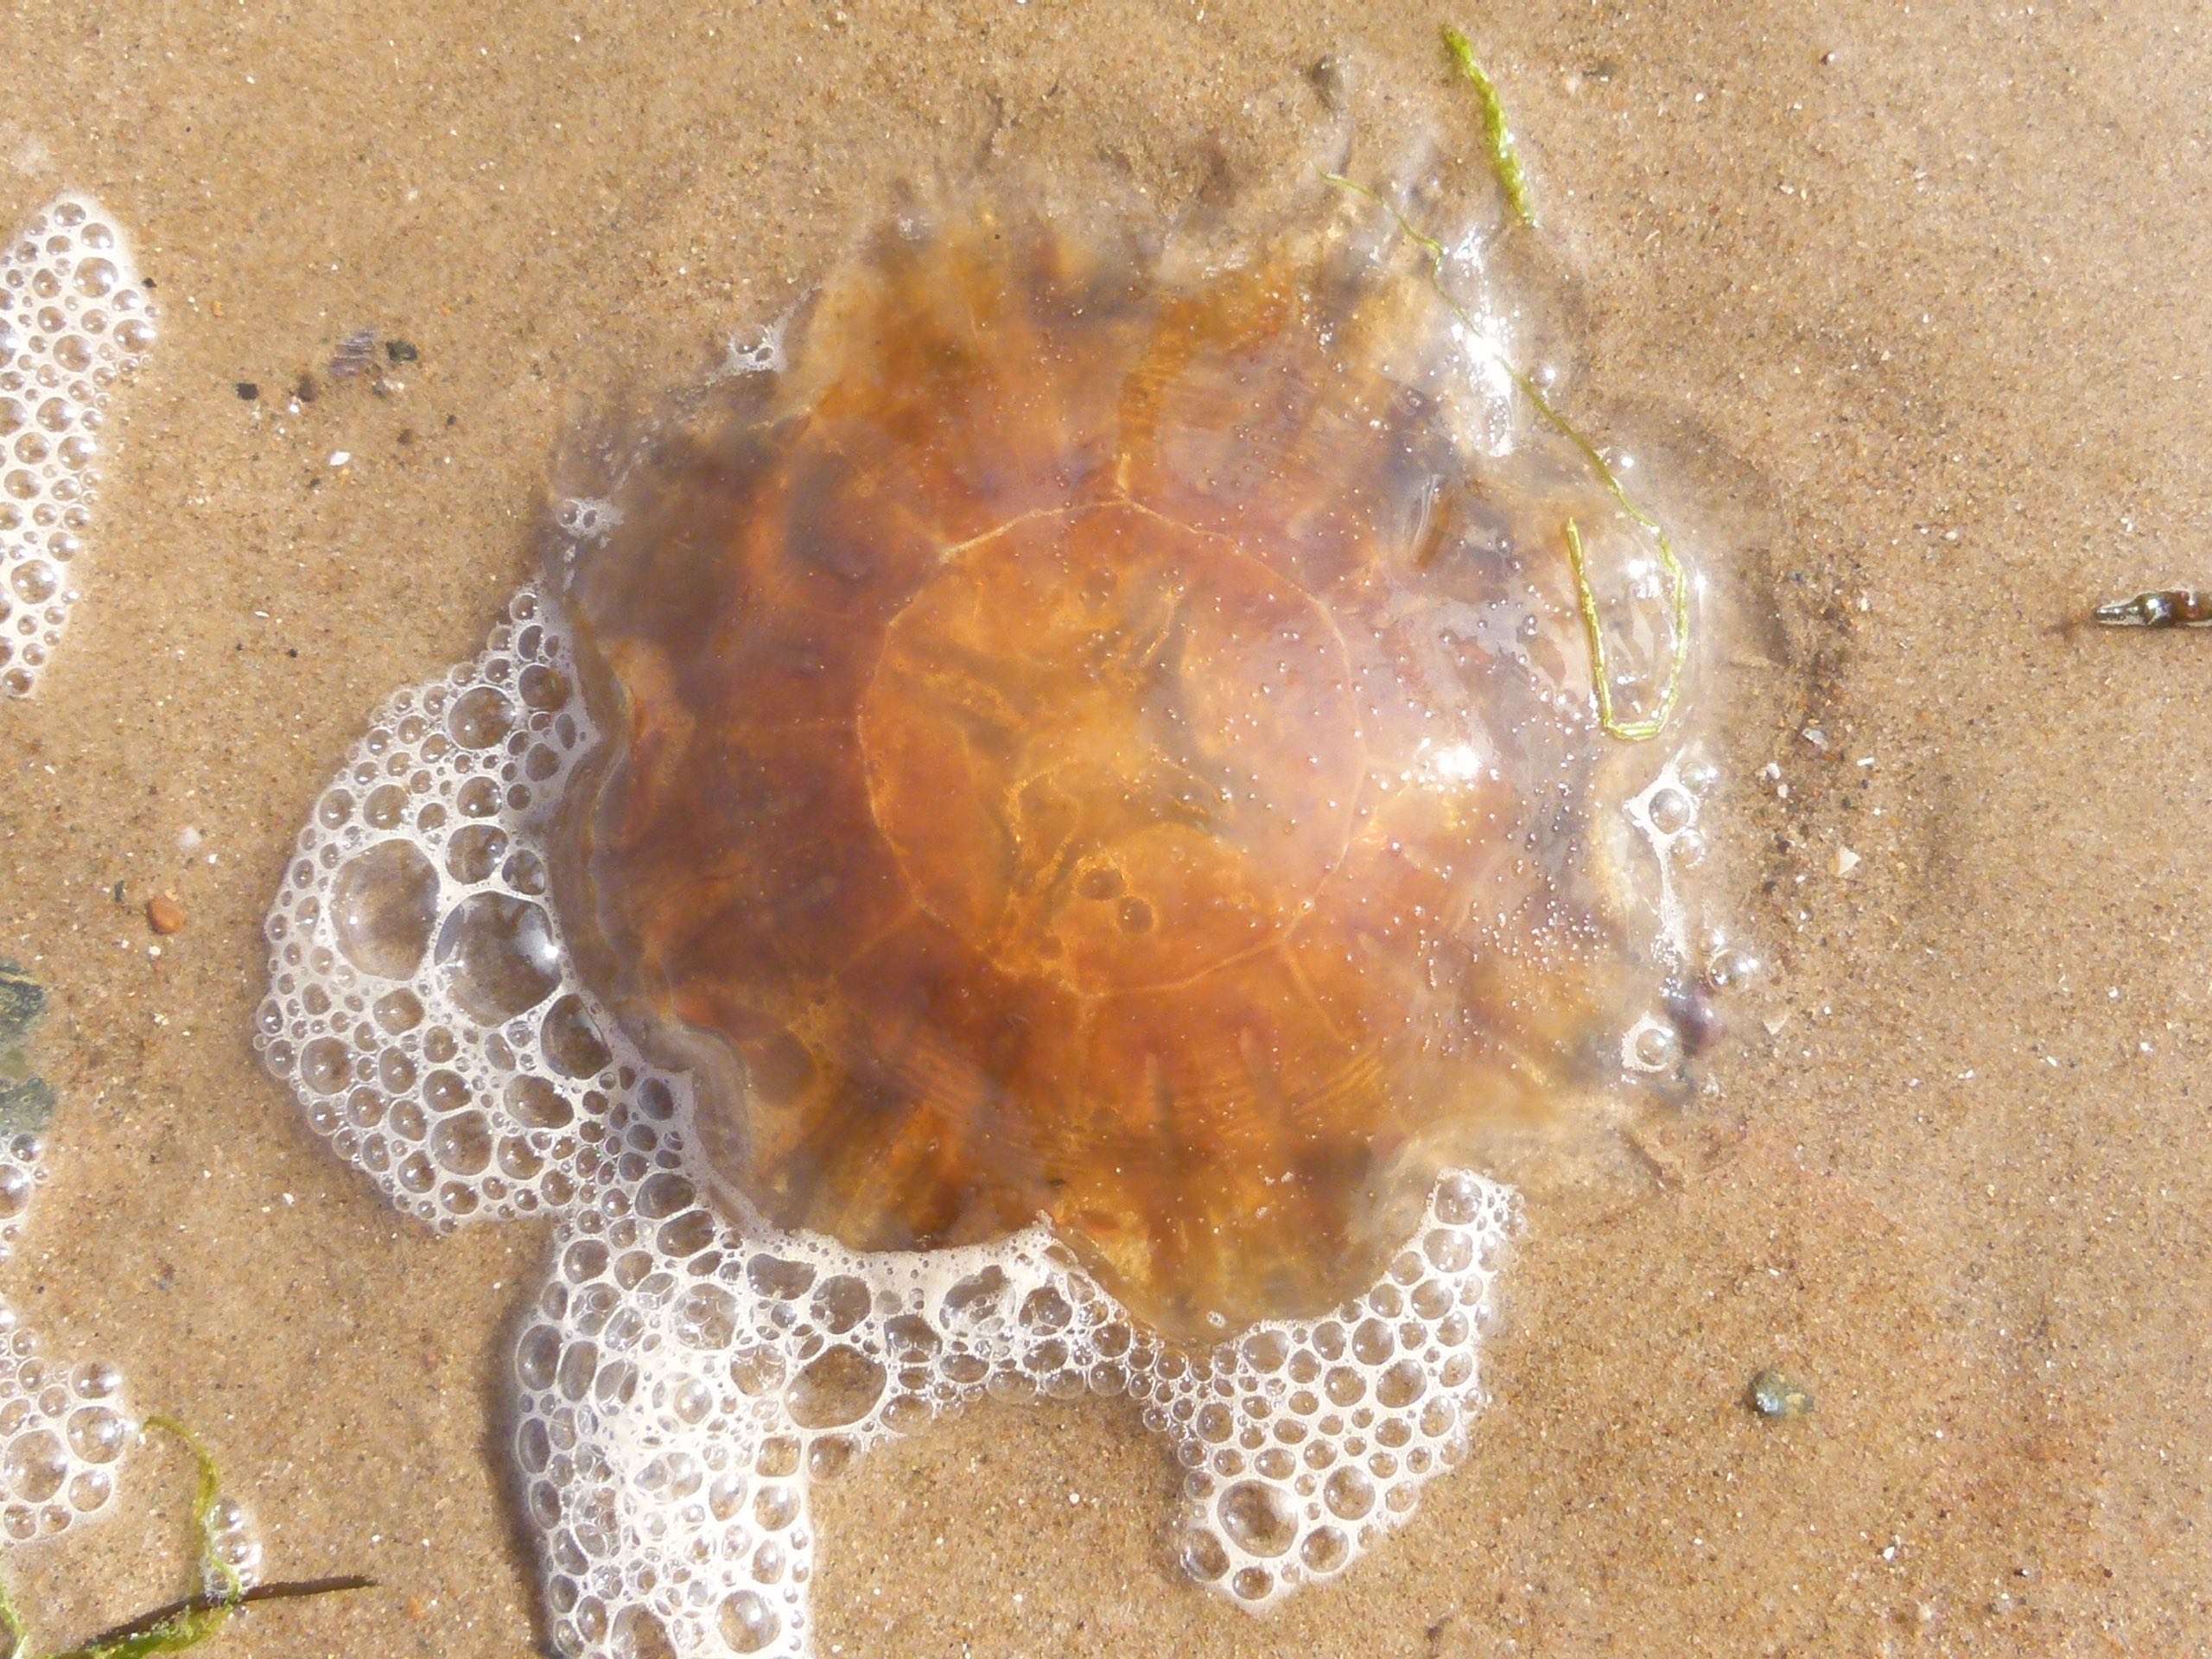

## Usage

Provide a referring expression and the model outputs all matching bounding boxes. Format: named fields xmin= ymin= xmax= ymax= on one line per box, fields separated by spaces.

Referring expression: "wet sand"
xmin=1 ymin=1 xmax=2208 ymax=1652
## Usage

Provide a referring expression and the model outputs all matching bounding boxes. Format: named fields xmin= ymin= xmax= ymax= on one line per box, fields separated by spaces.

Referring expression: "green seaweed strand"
xmin=1441 ymin=25 xmax=1538 ymax=227
xmin=1319 ymin=170 xmax=1693 ymax=741
xmin=58 ymin=1416 xmax=244 ymax=1659
xmin=1567 ymin=520 xmax=1689 ymax=741
xmin=0 ymin=1575 xmax=25 ymax=1659
xmin=0 ymin=1418 xmax=245 ymax=1659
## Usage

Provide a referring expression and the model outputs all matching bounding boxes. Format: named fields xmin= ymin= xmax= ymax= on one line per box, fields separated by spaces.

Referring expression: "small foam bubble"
xmin=556 ymin=497 xmax=622 ymax=543
xmin=262 ymin=588 xmax=1528 ymax=1656
xmin=1624 ymin=756 xmax=1706 ymax=969
xmin=202 ymin=1490 xmax=264 ymax=1596
xmin=0 ymin=194 xmax=156 ymax=698
xmin=1620 ymin=1011 xmax=1682 ymax=1076
xmin=722 ymin=322 xmax=786 ymax=378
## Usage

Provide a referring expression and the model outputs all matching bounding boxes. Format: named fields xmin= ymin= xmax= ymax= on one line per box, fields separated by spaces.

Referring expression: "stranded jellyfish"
xmin=555 ymin=199 xmax=1681 ymax=1337
xmin=262 ymin=176 xmax=1713 ymax=1659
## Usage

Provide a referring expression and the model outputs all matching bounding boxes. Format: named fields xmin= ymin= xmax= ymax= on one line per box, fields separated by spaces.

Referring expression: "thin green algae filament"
xmin=1439 ymin=23 xmax=1690 ymax=735
xmin=1319 ymin=170 xmax=1693 ymax=739
xmin=1567 ymin=519 xmax=1691 ymax=741
xmin=0 ymin=1419 xmax=238 ymax=1659
xmin=1441 ymin=24 xmax=1539 ymax=227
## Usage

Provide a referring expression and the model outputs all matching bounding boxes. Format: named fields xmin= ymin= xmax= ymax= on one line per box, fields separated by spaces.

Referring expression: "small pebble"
xmin=0 ymin=964 xmax=45 ymax=1047
xmin=329 ymin=327 xmax=378 ymax=379
xmin=146 ymin=894 xmax=188 ymax=936
xmin=1747 ymin=1368 xmax=1812 ymax=1419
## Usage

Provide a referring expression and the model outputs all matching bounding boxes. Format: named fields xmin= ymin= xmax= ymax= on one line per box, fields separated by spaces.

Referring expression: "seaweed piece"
xmin=0 ymin=1418 xmax=365 ymax=1659
xmin=1567 ymin=519 xmax=1692 ymax=741
xmin=54 ymin=1582 xmax=374 ymax=1658
xmin=0 ymin=1080 xmax=55 ymax=1140
xmin=1319 ymin=174 xmax=1692 ymax=740
xmin=1442 ymin=24 xmax=1537 ymax=227
xmin=0 ymin=966 xmax=54 ymax=1137
xmin=41 ymin=1417 xmax=241 ymax=1659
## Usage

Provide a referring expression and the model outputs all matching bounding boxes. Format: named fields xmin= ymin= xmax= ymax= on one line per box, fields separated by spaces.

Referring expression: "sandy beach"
xmin=0 ymin=2 xmax=2207 ymax=1653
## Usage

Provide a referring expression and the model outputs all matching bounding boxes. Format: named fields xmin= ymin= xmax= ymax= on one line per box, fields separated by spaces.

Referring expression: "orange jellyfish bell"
xmin=549 ymin=190 xmax=1663 ymax=1338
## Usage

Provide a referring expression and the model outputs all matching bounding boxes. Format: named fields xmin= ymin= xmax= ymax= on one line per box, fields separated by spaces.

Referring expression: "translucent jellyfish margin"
xmin=257 ymin=582 xmax=1532 ymax=1659
xmin=0 ymin=193 xmax=156 ymax=699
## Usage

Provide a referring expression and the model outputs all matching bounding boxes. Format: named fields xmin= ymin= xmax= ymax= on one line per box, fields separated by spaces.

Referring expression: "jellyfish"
xmin=260 ymin=169 xmax=1713 ymax=1659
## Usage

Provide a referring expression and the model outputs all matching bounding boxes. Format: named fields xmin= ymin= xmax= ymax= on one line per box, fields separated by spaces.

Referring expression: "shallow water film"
xmin=2 ymin=4 xmax=2210 ymax=1658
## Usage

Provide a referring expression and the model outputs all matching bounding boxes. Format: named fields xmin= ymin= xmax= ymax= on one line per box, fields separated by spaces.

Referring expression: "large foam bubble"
xmin=259 ymin=587 xmax=1527 ymax=1656
xmin=0 ymin=194 xmax=155 ymax=698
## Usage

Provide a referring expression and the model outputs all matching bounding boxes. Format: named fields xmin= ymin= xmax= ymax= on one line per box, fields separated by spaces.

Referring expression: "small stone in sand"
xmin=0 ymin=964 xmax=44 ymax=1048
xmin=329 ymin=327 xmax=378 ymax=379
xmin=1747 ymin=1368 xmax=1813 ymax=1419
xmin=146 ymin=894 xmax=188 ymax=936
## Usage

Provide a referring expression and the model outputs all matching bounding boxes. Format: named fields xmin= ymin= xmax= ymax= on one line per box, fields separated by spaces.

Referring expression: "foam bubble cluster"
xmin=511 ymin=1170 xmax=1511 ymax=1655
xmin=260 ymin=588 xmax=1521 ymax=1657
xmin=0 ymin=1135 xmax=132 ymax=1541
xmin=259 ymin=589 xmax=607 ymax=1228
xmin=0 ymin=194 xmax=155 ymax=698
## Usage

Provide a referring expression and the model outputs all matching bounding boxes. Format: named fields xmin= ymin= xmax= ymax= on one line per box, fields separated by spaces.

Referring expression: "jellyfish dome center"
xmin=859 ymin=502 xmax=1364 ymax=995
